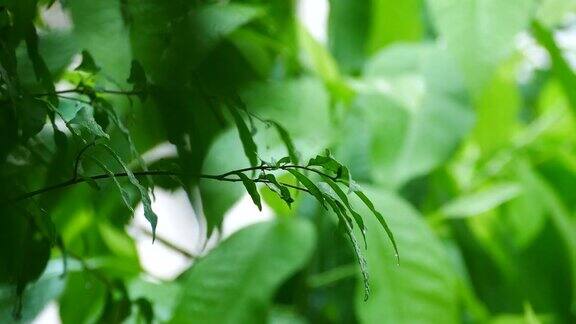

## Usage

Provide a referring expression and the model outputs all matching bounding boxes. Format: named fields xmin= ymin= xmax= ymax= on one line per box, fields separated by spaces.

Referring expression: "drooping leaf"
xmin=323 ymin=195 xmax=370 ymax=301
xmin=169 ymin=219 xmax=315 ymax=324
xmin=287 ymin=169 xmax=325 ymax=208
xmin=227 ymin=103 xmax=259 ymax=168
xmin=100 ymin=144 xmax=157 ymax=241
xmin=354 ymin=189 xmax=398 ymax=263
xmin=236 ymin=172 xmax=262 ymax=211
xmin=268 ymin=120 xmax=299 ymax=164
xmin=260 ymin=173 xmax=294 ymax=207
xmin=355 ymin=187 xmax=459 ymax=323
xmin=24 ymin=23 xmax=57 ymax=105
xmin=321 ymin=179 xmax=367 ymax=248
xmin=69 ymin=107 xmax=110 ymax=139
xmin=89 ymin=157 xmax=134 ymax=214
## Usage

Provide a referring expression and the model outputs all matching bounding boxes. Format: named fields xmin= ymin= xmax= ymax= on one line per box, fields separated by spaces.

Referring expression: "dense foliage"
xmin=1 ymin=0 xmax=576 ymax=323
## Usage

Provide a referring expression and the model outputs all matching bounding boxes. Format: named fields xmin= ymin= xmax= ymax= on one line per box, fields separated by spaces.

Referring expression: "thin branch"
xmin=6 ymin=165 xmax=316 ymax=203
xmin=34 ymin=87 xmax=144 ymax=98
xmin=134 ymin=224 xmax=199 ymax=259
xmin=73 ymin=142 xmax=97 ymax=180
xmin=56 ymin=94 xmax=91 ymax=105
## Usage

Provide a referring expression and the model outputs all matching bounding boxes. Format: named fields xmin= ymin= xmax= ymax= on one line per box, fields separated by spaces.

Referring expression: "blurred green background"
xmin=2 ymin=0 xmax=576 ymax=323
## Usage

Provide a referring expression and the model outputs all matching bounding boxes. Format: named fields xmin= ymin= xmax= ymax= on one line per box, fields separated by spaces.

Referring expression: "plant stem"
xmin=6 ymin=166 xmax=315 ymax=203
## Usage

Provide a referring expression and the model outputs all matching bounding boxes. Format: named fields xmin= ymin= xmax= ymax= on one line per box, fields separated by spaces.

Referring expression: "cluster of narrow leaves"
xmin=1 ymin=15 xmax=395 ymax=322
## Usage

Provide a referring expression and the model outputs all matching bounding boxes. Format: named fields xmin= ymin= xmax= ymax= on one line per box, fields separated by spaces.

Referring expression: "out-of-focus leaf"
xmin=169 ymin=219 xmax=315 ymax=324
xmin=328 ymin=0 xmax=369 ymax=73
xmin=75 ymin=50 xmax=100 ymax=74
xmin=367 ymin=0 xmax=423 ymax=53
xmin=25 ymin=23 xmax=57 ymax=105
xmin=16 ymin=96 xmax=47 ymax=140
xmin=241 ymin=77 xmax=334 ymax=161
xmin=298 ymin=24 xmax=352 ymax=101
xmin=200 ymin=130 xmax=247 ymax=234
xmin=441 ymin=183 xmax=522 ymax=218
xmin=473 ymin=62 xmax=521 ymax=154
xmin=536 ymin=0 xmax=576 ymax=27
xmin=532 ymin=21 xmax=576 ymax=114
xmin=355 ymin=187 xmax=459 ymax=323
xmin=505 ymin=162 xmax=548 ymax=248
xmin=127 ymin=60 xmax=147 ymax=101
xmin=0 ymin=261 xmax=65 ymax=323
xmin=67 ymin=0 xmax=132 ymax=80
xmin=427 ymin=0 xmax=535 ymax=93
xmin=343 ymin=44 xmax=474 ymax=188
xmin=128 ymin=279 xmax=180 ymax=323
xmin=59 ymin=272 xmax=106 ymax=324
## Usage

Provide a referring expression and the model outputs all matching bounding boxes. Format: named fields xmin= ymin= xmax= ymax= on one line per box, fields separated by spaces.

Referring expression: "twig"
xmin=134 ymin=224 xmax=199 ymax=259
xmin=6 ymin=164 xmax=318 ymax=203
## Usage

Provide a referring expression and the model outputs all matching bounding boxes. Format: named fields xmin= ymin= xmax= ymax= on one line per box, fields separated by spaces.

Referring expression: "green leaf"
xmin=0 ymin=262 xmax=65 ymax=323
xmin=323 ymin=196 xmax=370 ymax=301
xmin=287 ymin=169 xmax=325 ymax=208
xmin=95 ymin=98 xmax=152 ymax=188
xmin=59 ymin=272 xmax=106 ymax=324
xmin=532 ymin=21 xmax=576 ymax=114
xmin=100 ymin=144 xmax=157 ymax=241
xmin=127 ymin=60 xmax=148 ymax=101
xmin=367 ymin=0 xmax=423 ymax=53
xmin=69 ymin=107 xmax=110 ymax=139
xmin=319 ymin=180 xmax=367 ymax=249
xmin=24 ymin=23 xmax=57 ymax=105
xmin=89 ymin=157 xmax=134 ymax=215
xmin=346 ymin=44 xmax=474 ymax=188
xmin=308 ymin=153 xmax=353 ymax=189
xmin=67 ymin=0 xmax=132 ymax=80
xmin=260 ymin=173 xmax=294 ymax=207
xmin=298 ymin=23 xmax=352 ymax=101
xmin=473 ymin=62 xmax=521 ymax=154
xmin=440 ymin=183 xmax=522 ymax=218
xmin=328 ymin=0 xmax=370 ymax=73
xmin=16 ymin=96 xmax=47 ymax=140
xmin=227 ymin=103 xmax=259 ymax=168
xmin=354 ymin=190 xmax=399 ymax=263
xmin=355 ymin=188 xmax=459 ymax=323
xmin=236 ymin=172 xmax=262 ymax=211
xmin=75 ymin=50 xmax=100 ymax=74
xmin=169 ymin=219 xmax=315 ymax=324
xmin=426 ymin=0 xmax=535 ymax=93
xmin=268 ymin=121 xmax=299 ymax=164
